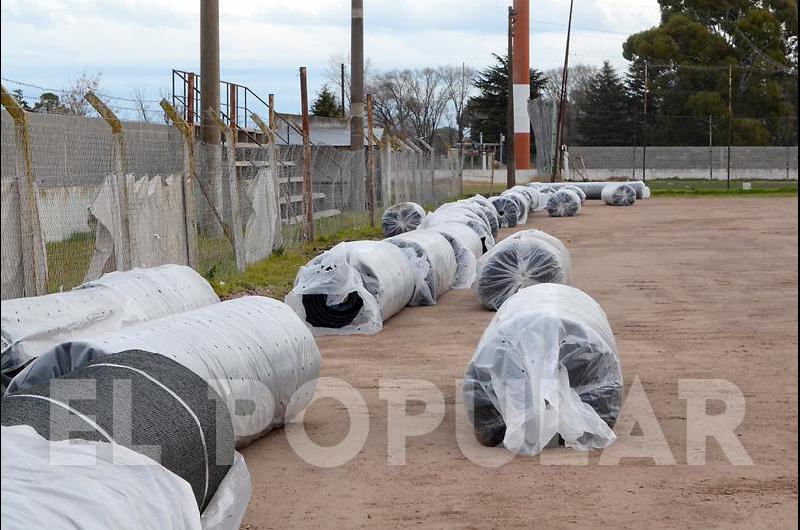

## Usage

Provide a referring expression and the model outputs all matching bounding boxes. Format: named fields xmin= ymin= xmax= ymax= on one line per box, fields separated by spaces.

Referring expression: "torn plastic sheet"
xmin=463 ymin=283 xmax=623 ymax=456
xmin=381 ymin=202 xmax=426 ymax=237
xmin=1 ymin=424 xmax=202 ymax=530
xmin=602 ymin=183 xmax=637 ymax=206
xmin=474 ymin=229 xmax=572 ymax=311
xmin=547 ymin=189 xmax=582 ymax=217
xmin=385 ymin=229 xmax=457 ymax=306
xmin=8 ymin=297 xmax=320 ymax=449
xmin=428 ymin=223 xmax=483 ymax=289
xmin=488 ymin=196 xmax=519 ymax=228
xmin=286 ymin=241 xmax=415 ymax=335
xmin=1 ymin=265 xmax=219 ymax=376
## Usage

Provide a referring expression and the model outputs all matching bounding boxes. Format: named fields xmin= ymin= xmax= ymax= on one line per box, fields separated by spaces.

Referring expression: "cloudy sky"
xmin=1 ymin=0 xmax=660 ymax=117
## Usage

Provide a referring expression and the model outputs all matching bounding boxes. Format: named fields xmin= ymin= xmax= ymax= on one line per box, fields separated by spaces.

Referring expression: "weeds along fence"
xmin=0 ymin=107 xmax=459 ymax=300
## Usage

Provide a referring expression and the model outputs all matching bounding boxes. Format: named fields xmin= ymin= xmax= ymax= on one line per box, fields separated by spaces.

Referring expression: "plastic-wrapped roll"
xmin=385 ymin=229 xmax=457 ymax=306
xmin=8 ymin=296 xmax=321 ymax=449
xmin=488 ymin=196 xmax=519 ymax=228
xmin=500 ymin=190 xmax=529 ymax=224
xmin=510 ymin=185 xmax=539 ymax=212
xmin=565 ymin=185 xmax=587 ymax=205
xmin=2 ymin=349 xmax=235 ymax=510
xmin=420 ymin=205 xmax=495 ymax=254
xmin=1 ymin=424 xmax=205 ymax=530
xmin=474 ymin=229 xmax=572 ymax=311
xmin=547 ymin=189 xmax=582 ymax=217
xmin=466 ymin=195 xmax=499 ymax=238
xmin=429 ymin=223 xmax=483 ymax=289
xmin=463 ymin=283 xmax=623 ymax=456
xmin=381 ymin=202 xmax=426 ymax=237
xmin=286 ymin=241 xmax=415 ymax=335
xmin=1 ymin=265 xmax=219 ymax=378
xmin=602 ymin=183 xmax=637 ymax=206
xmin=548 ymin=181 xmax=649 ymax=200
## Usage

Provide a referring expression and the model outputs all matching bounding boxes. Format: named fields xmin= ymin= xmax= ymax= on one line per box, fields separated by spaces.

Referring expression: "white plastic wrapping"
xmin=419 ymin=203 xmax=496 ymax=253
xmin=1 ymin=265 xmax=219 ymax=375
xmin=428 ymin=222 xmax=483 ymax=289
xmin=536 ymin=181 xmax=650 ymax=200
xmin=9 ymin=296 xmax=321 ymax=448
xmin=463 ymin=283 xmax=623 ymax=456
xmin=381 ymin=202 xmax=426 ymax=237
xmin=1 ymin=424 xmax=202 ymax=530
xmin=601 ymin=183 xmax=637 ymax=206
xmin=488 ymin=196 xmax=519 ymax=228
xmin=201 ymin=452 xmax=252 ymax=530
xmin=565 ymin=185 xmax=587 ymax=205
xmin=546 ymin=189 xmax=582 ymax=217
xmin=510 ymin=185 xmax=540 ymax=212
xmin=500 ymin=190 xmax=530 ymax=224
xmin=285 ymin=241 xmax=415 ymax=335
xmin=466 ymin=195 xmax=500 ymax=238
xmin=474 ymin=229 xmax=572 ymax=310
xmin=385 ymin=229 xmax=457 ymax=306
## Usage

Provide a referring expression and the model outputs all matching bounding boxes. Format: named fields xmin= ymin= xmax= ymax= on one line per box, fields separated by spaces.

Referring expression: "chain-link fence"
xmin=1 ymin=109 xmax=460 ymax=300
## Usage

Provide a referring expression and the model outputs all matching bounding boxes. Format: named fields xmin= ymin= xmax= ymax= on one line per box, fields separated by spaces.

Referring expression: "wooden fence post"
xmin=366 ymin=94 xmax=377 ymax=227
xmin=1 ymin=85 xmax=48 ymax=295
xmin=299 ymin=67 xmax=314 ymax=242
xmin=85 ymin=91 xmax=133 ymax=270
xmin=207 ymin=108 xmax=246 ymax=272
xmin=160 ymin=99 xmax=199 ymax=269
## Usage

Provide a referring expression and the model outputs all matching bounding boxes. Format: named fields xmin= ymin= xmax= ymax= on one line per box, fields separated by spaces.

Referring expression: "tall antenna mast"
xmin=552 ymin=0 xmax=575 ymax=182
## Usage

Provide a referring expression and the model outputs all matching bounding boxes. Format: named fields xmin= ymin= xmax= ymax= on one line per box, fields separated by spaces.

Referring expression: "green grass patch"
xmin=46 ymin=232 xmax=95 ymax=292
xmin=646 ymin=178 xmax=797 ymax=194
xmin=208 ymin=222 xmax=384 ymax=300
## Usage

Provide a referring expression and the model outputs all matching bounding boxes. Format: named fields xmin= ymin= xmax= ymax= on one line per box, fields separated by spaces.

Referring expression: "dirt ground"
xmin=241 ymin=197 xmax=798 ymax=529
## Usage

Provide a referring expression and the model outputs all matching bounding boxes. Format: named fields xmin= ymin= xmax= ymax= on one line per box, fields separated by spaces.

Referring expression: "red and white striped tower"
xmin=512 ymin=0 xmax=531 ymax=170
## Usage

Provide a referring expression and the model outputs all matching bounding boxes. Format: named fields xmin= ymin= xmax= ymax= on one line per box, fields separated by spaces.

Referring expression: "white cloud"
xmin=1 ymin=0 xmax=660 ymax=114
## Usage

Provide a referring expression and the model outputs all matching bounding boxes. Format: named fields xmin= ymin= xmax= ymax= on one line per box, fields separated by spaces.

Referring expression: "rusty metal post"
xmin=268 ymin=93 xmax=276 ymax=131
xmin=366 ymin=94 xmax=377 ymax=227
xmin=187 ymin=73 xmax=196 ymax=126
xmin=300 ymin=67 xmax=314 ymax=242
xmin=1 ymin=85 xmax=48 ymax=295
xmin=160 ymin=99 xmax=199 ymax=269
xmin=85 ymin=91 xmax=132 ymax=271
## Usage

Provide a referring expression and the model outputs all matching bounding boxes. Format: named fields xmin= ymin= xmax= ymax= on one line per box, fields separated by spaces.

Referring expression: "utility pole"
xmin=727 ymin=63 xmax=733 ymax=189
xmin=350 ymin=0 xmax=364 ymax=152
xmin=506 ymin=5 xmax=517 ymax=188
xmin=341 ymin=63 xmax=346 ymax=118
xmin=366 ymin=94 xmax=377 ymax=227
xmin=512 ymin=0 xmax=531 ymax=172
xmin=553 ymin=0 xmax=575 ymax=183
xmin=642 ymin=60 xmax=648 ymax=182
xmin=200 ymin=0 xmax=222 ymax=236
xmin=200 ymin=0 xmax=220 ymax=145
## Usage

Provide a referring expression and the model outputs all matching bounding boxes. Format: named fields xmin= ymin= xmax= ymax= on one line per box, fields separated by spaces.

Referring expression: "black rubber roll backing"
xmin=1 ymin=349 xmax=235 ymax=511
xmin=488 ymin=196 xmax=519 ymax=228
xmin=602 ymin=183 xmax=637 ymax=206
xmin=546 ymin=189 xmax=582 ymax=217
xmin=302 ymin=292 xmax=365 ymax=329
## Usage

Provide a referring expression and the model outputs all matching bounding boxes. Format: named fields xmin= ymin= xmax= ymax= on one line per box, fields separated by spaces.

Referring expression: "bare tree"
xmin=369 ymin=68 xmax=450 ymax=143
xmin=130 ymin=86 xmax=152 ymax=123
xmin=62 ymin=71 xmax=107 ymax=116
xmin=440 ymin=64 xmax=475 ymax=148
xmin=324 ymin=53 xmax=374 ymax=117
xmin=541 ymin=64 xmax=598 ymax=103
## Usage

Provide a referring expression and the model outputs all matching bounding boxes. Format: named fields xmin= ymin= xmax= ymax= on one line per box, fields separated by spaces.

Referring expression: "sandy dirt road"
xmin=241 ymin=197 xmax=798 ymax=529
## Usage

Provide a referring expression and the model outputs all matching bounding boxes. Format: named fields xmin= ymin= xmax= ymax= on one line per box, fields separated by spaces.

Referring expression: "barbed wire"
xmin=1 ymin=77 xmax=163 ymax=104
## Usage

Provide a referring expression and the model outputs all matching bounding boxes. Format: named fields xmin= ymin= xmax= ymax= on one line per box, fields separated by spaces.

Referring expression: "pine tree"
xmin=576 ymin=61 xmax=633 ymax=146
xmin=311 ymin=85 xmax=341 ymax=117
xmin=467 ymin=54 xmax=546 ymax=156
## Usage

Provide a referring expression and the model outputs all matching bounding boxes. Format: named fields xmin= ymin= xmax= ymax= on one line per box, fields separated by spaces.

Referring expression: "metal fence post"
xmin=366 ymin=94 xmax=377 ymax=227
xmin=300 ymin=67 xmax=314 ymax=242
xmin=416 ymin=137 xmax=435 ymax=203
xmin=85 ymin=91 xmax=132 ymax=271
xmin=1 ymin=85 xmax=48 ymax=295
xmin=160 ymin=99 xmax=199 ymax=269
xmin=207 ymin=108 xmax=246 ymax=272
